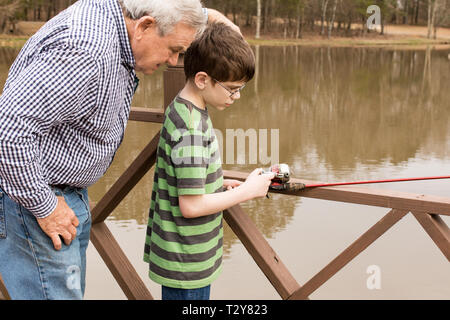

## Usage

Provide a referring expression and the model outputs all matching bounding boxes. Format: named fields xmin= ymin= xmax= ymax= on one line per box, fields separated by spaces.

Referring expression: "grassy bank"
xmin=0 ymin=35 xmax=28 ymax=48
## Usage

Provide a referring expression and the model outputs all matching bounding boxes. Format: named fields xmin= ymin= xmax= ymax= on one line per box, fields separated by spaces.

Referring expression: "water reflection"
xmin=213 ymin=46 xmax=450 ymax=177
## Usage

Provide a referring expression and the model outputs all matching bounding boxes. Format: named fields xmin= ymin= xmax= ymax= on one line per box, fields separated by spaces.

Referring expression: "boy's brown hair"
xmin=184 ymin=22 xmax=255 ymax=83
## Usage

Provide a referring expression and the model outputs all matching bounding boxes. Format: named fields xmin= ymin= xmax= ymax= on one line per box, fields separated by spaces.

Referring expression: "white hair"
xmin=119 ymin=0 xmax=207 ymax=36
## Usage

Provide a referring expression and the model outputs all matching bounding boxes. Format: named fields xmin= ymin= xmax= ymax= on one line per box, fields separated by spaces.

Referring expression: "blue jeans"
xmin=0 ymin=186 xmax=91 ymax=300
xmin=162 ymin=285 xmax=211 ymax=300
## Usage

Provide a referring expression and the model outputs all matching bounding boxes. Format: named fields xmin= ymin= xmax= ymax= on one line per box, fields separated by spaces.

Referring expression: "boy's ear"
xmin=194 ymin=72 xmax=209 ymax=90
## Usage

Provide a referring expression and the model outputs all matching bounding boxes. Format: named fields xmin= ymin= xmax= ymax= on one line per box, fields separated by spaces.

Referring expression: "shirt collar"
xmin=107 ymin=0 xmax=135 ymax=70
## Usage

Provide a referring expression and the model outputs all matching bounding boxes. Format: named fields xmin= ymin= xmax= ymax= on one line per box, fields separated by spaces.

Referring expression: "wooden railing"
xmin=1 ymin=58 xmax=449 ymax=300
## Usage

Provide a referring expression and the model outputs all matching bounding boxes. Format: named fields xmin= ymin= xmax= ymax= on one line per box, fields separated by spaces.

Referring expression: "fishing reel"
xmin=262 ymin=163 xmax=291 ymax=190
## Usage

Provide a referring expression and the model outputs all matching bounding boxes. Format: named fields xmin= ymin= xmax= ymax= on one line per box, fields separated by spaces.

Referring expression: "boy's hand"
xmin=224 ymin=179 xmax=243 ymax=191
xmin=241 ymin=168 xmax=275 ymax=199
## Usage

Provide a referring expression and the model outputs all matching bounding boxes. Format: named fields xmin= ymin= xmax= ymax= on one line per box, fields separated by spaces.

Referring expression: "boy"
xmin=143 ymin=23 xmax=275 ymax=300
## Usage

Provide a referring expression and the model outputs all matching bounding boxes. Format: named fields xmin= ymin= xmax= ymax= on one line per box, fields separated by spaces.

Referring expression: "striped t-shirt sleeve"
xmin=169 ymin=111 xmax=210 ymax=196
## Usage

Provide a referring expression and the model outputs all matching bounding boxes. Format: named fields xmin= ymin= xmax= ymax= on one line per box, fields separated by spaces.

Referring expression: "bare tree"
xmin=432 ymin=0 xmax=450 ymax=39
xmin=0 ymin=0 xmax=21 ymax=33
xmin=327 ymin=0 xmax=338 ymax=38
xmin=256 ymin=0 xmax=262 ymax=38
xmin=427 ymin=0 xmax=438 ymax=38
xmin=321 ymin=0 xmax=330 ymax=35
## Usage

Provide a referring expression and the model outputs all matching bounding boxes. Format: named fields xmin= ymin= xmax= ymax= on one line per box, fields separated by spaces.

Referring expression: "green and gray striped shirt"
xmin=144 ymin=96 xmax=224 ymax=289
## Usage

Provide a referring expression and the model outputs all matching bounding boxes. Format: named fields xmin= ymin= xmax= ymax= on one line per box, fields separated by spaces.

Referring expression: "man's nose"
xmin=167 ymin=53 xmax=179 ymax=66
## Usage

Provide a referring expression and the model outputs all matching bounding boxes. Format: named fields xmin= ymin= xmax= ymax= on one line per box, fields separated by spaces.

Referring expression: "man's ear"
xmin=134 ymin=16 xmax=156 ymax=39
xmin=194 ymin=72 xmax=209 ymax=90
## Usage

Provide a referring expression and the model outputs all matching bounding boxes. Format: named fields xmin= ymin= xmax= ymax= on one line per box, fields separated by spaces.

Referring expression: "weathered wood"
xmin=412 ymin=212 xmax=450 ymax=261
xmin=224 ymin=205 xmax=302 ymax=299
xmin=90 ymin=222 xmax=153 ymax=300
xmin=0 ymin=273 xmax=10 ymax=300
xmin=91 ymin=132 xmax=160 ymax=224
xmin=223 ymin=170 xmax=450 ymax=216
xmin=129 ymin=107 xmax=164 ymax=123
xmin=288 ymin=209 xmax=409 ymax=300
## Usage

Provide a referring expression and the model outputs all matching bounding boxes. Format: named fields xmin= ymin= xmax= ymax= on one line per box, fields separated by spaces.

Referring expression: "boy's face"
xmin=203 ymin=77 xmax=246 ymax=111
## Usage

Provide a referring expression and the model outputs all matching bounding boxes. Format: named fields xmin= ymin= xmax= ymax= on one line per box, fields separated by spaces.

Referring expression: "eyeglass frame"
xmin=210 ymin=77 xmax=246 ymax=98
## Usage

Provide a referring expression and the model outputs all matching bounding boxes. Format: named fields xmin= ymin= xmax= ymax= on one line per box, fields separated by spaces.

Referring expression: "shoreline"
xmin=246 ymin=36 xmax=450 ymax=49
xmin=1 ymin=31 xmax=450 ymax=50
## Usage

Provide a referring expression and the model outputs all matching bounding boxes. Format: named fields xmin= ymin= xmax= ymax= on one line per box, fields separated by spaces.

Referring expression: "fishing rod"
xmin=263 ymin=164 xmax=450 ymax=192
xmin=302 ymin=175 xmax=450 ymax=188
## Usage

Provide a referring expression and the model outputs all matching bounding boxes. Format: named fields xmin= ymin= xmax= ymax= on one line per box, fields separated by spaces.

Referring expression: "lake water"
xmin=1 ymin=45 xmax=449 ymax=299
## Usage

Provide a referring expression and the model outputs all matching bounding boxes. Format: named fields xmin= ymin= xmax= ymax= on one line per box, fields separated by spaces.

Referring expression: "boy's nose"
xmin=232 ymin=91 xmax=241 ymax=100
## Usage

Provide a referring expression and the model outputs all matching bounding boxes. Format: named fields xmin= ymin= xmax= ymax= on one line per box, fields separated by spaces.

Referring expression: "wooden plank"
xmin=0 ymin=273 xmax=10 ymax=300
xmin=223 ymin=170 xmax=450 ymax=216
xmin=91 ymin=132 xmax=160 ymax=224
xmin=288 ymin=209 xmax=409 ymax=300
xmin=412 ymin=212 xmax=450 ymax=261
xmin=224 ymin=205 xmax=302 ymax=300
xmin=90 ymin=222 xmax=153 ymax=300
xmin=129 ymin=107 xmax=164 ymax=123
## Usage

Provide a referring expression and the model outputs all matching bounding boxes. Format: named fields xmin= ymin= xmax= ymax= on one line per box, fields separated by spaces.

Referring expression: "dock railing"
xmin=1 ymin=57 xmax=449 ymax=300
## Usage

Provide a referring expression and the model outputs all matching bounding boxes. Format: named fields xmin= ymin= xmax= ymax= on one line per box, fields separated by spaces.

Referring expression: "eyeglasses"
xmin=211 ymin=77 xmax=246 ymax=98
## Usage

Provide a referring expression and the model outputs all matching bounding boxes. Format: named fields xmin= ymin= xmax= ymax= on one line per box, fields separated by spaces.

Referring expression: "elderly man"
xmin=0 ymin=0 xmax=236 ymax=300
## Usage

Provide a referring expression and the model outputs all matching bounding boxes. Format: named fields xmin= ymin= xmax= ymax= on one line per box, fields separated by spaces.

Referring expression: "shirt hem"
xmin=148 ymin=265 xmax=222 ymax=289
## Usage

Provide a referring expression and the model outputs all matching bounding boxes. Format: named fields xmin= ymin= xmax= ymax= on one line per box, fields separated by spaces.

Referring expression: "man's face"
xmin=130 ymin=19 xmax=197 ymax=75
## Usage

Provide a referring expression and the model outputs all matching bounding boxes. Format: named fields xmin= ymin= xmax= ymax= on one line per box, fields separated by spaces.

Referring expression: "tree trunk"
xmin=427 ymin=0 xmax=436 ymax=39
xmin=346 ymin=13 xmax=352 ymax=36
xmin=256 ymin=0 xmax=261 ymax=39
xmin=427 ymin=0 xmax=432 ymax=38
xmin=296 ymin=3 xmax=304 ymax=39
xmin=403 ymin=0 xmax=409 ymax=24
xmin=414 ymin=0 xmax=420 ymax=25
xmin=320 ymin=0 xmax=329 ymax=36
xmin=327 ymin=0 xmax=337 ymax=38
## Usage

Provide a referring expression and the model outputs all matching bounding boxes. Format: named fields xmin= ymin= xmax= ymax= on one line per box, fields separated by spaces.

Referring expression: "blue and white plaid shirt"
xmin=0 ymin=0 xmax=138 ymax=218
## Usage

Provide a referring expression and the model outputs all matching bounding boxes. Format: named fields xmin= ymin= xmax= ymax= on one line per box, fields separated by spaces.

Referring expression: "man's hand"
xmin=206 ymin=8 xmax=242 ymax=36
xmin=37 ymin=196 xmax=79 ymax=250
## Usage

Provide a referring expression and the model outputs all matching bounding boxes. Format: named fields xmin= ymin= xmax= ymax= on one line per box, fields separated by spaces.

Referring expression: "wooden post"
xmin=0 ymin=273 xmax=10 ymax=300
xmin=412 ymin=212 xmax=450 ymax=261
xmin=163 ymin=54 xmax=186 ymax=108
xmin=224 ymin=205 xmax=302 ymax=299
xmin=90 ymin=222 xmax=153 ymax=300
xmin=91 ymin=131 xmax=160 ymax=224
